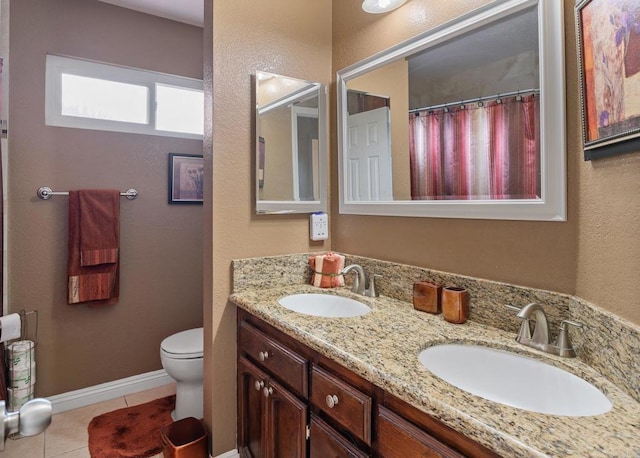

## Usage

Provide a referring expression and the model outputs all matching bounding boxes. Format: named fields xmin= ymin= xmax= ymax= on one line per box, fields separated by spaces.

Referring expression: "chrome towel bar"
xmin=37 ymin=186 xmax=138 ymax=200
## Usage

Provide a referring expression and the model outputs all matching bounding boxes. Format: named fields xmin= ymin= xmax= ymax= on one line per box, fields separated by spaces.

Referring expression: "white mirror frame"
xmin=256 ymin=77 xmax=328 ymax=215
xmin=337 ymin=0 xmax=566 ymax=221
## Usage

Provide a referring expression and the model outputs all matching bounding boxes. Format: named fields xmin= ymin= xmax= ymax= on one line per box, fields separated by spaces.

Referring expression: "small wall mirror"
xmin=256 ymin=71 xmax=327 ymax=214
xmin=337 ymin=0 xmax=566 ymax=220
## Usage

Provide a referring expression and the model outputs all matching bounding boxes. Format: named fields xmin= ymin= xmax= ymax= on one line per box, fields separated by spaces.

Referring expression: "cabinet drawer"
xmin=310 ymin=365 xmax=372 ymax=446
xmin=377 ymin=406 xmax=465 ymax=458
xmin=310 ymin=414 xmax=369 ymax=458
xmin=239 ymin=320 xmax=308 ymax=398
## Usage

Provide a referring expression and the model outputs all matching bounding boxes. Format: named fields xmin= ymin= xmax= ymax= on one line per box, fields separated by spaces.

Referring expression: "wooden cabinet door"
xmin=377 ymin=406 xmax=465 ymax=458
xmin=309 ymin=414 xmax=369 ymax=458
xmin=238 ymin=357 xmax=268 ymax=458
xmin=264 ymin=378 xmax=308 ymax=458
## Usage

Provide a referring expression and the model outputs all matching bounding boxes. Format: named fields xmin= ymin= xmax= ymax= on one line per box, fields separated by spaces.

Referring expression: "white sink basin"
xmin=418 ymin=344 xmax=612 ymax=416
xmin=278 ymin=293 xmax=371 ymax=318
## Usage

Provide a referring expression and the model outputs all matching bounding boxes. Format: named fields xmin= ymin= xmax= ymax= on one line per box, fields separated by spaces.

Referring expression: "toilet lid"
xmin=161 ymin=328 xmax=203 ymax=359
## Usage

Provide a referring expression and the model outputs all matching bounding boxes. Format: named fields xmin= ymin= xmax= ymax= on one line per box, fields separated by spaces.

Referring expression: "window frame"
xmin=45 ymin=54 xmax=204 ymax=140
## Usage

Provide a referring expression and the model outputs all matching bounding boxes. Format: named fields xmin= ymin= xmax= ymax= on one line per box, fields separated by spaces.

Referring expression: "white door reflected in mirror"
xmin=347 ymin=107 xmax=393 ymax=201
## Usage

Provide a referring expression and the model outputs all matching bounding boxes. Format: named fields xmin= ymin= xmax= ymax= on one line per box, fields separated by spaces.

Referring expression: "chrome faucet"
xmin=516 ymin=302 xmax=550 ymax=350
xmin=341 ymin=264 xmax=380 ymax=297
xmin=507 ymin=303 xmax=583 ymax=357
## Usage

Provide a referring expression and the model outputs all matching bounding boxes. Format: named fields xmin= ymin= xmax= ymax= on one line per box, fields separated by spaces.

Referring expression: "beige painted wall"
xmin=206 ymin=0 xmax=331 ymax=454
xmin=332 ymin=0 xmax=639 ymax=325
xmin=8 ymin=0 xmax=204 ymax=396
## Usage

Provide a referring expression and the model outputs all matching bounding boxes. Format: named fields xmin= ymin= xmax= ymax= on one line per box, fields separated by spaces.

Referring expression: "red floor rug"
xmin=88 ymin=395 xmax=175 ymax=458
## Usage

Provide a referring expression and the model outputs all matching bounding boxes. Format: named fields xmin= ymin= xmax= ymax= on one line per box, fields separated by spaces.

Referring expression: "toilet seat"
xmin=161 ymin=328 xmax=203 ymax=359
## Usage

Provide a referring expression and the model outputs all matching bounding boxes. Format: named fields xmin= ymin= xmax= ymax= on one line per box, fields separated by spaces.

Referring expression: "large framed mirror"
xmin=256 ymin=71 xmax=327 ymax=214
xmin=337 ymin=0 xmax=566 ymax=221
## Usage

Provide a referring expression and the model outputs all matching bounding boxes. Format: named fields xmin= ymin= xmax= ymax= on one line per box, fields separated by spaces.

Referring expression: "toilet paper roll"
xmin=7 ymin=340 xmax=35 ymax=369
xmin=9 ymin=363 xmax=36 ymax=389
xmin=7 ymin=386 xmax=34 ymax=411
xmin=0 ymin=314 xmax=21 ymax=343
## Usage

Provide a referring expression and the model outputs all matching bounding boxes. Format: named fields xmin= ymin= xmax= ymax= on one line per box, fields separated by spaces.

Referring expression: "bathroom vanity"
xmin=237 ymin=307 xmax=498 ymax=457
xmin=231 ymin=254 xmax=640 ymax=457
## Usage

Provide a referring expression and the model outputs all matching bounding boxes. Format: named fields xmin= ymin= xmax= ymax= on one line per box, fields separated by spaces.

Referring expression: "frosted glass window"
xmin=156 ymin=84 xmax=204 ymax=135
xmin=61 ymin=74 xmax=149 ymax=124
xmin=45 ymin=54 xmax=204 ymax=139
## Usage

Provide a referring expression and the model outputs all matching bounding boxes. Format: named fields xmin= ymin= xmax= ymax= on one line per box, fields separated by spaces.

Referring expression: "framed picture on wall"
xmin=576 ymin=0 xmax=640 ymax=160
xmin=168 ymin=153 xmax=204 ymax=204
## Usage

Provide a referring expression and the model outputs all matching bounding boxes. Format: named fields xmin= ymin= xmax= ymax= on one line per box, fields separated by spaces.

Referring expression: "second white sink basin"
xmin=278 ymin=293 xmax=371 ymax=318
xmin=418 ymin=344 xmax=612 ymax=416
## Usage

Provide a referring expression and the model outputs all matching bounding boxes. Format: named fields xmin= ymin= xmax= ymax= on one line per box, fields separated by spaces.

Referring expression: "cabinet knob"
xmin=254 ymin=380 xmax=264 ymax=391
xmin=263 ymin=386 xmax=273 ymax=398
xmin=325 ymin=394 xmax=339 ymax=409
xmin=258 ymin=350 xmax=269 ymax=361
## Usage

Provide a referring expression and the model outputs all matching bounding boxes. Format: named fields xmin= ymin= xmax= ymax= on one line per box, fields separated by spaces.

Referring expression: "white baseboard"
xmin=47 ymin=369 xmax=173 ymax=414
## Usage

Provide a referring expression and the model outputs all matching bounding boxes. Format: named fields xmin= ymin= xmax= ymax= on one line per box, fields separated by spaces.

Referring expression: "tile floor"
xmin=2 ymin=384 xmax=178 ymax=458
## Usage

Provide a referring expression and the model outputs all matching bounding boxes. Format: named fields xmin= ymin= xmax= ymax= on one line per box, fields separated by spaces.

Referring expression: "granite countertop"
xmin=231 ymin=284 xmax=640 ymax=458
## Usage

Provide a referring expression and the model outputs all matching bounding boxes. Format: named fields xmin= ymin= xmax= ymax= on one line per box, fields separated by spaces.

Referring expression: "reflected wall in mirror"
xmin=337 ymin=0 xmax=566 ymax=221
xmin=256 ymin=71 xmax=327 ymax=214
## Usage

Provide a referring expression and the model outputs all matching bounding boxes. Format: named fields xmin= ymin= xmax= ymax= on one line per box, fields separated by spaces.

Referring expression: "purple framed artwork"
xmin=576 ymin=0 xmax=640 ymax=160
xmin=168 ymin=153 xmax=204 ymax=204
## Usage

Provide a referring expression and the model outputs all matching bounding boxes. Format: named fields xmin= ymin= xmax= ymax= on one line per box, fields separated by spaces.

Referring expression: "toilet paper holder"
xmin=4 ymin=311 xmax=39 ymax=411
xmin=0 ymin=309 xmax=52 ymax=447
xmin=0 ymin=310 xmax=38 ymax=344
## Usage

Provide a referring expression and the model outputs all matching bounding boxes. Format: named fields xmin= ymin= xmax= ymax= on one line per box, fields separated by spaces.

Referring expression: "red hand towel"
xmin=309 ymin=252 xmax=345 ymax=288
xmin=68 ymin=190 xmax=120 ymax=305
xmin=78 ymin=191 xmax=120 ymax=266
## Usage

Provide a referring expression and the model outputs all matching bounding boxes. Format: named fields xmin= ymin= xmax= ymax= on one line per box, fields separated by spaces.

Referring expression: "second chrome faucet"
xmin=341 ymin=264 xmax=380 ymax=297
xmin=508 ymin=302 xmax=583 ymax=357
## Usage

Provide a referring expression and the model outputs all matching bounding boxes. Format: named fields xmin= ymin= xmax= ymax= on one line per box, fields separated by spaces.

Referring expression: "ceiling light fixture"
xmin=362 ymin=0 xmax=407 ymax=14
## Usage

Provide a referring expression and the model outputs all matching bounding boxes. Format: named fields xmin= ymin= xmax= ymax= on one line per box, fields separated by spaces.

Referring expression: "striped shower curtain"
xmin=409 ymin=95 xmax=540 ymax=200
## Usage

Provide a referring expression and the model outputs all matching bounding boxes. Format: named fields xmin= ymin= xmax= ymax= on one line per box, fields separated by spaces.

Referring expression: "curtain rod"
xmin=37 ymin=187 xmax=138 ymax=200
xmin=409 ymin=88 xmax=540 ymax=114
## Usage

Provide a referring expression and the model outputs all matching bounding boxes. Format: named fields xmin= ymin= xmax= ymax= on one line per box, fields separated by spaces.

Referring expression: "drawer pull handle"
xmin=263 ymin=386 xmax=273 ymax=398
xmin=325 ymin=394 xmax=339 ymax=409
xmin=258 ymin=351 xmax=269 ymax=361
xmin=254 ymin=380 xmax=264 ymax=391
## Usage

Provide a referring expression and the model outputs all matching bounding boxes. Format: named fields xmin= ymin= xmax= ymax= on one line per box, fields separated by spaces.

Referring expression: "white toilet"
xmin=160 ymin=327 xmax=204 ymax=421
